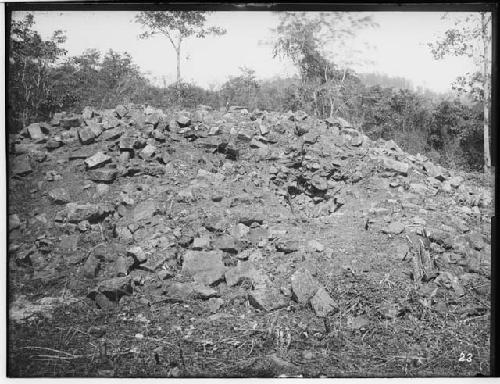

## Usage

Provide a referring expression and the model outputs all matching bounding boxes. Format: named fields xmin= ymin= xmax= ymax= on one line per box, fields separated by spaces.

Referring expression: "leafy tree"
xmin=428 ymin=12 xmax=492 ymax=172
xmin=272 ymin=12 xmax=377 ymax=117
xmin=135 ymin=11 xmax=226 ymax=84
xmin=220 ymin=67 xmax=260 ymax=109
xmin=9 ymin=13 xmax=67 ymax=130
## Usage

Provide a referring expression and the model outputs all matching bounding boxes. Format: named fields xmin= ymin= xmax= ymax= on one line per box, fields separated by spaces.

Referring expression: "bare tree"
xmin=135 ymin=11 xmax=226 ymax=85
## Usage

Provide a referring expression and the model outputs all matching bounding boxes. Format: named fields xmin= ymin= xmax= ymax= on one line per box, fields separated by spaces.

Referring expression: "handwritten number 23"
xmin=459 ymin=352 xmax=473 ymax=362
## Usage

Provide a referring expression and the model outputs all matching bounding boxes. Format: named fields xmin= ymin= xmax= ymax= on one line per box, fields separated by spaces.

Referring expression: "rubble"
xmin=8 ymin=100 xmax=492 ymax=359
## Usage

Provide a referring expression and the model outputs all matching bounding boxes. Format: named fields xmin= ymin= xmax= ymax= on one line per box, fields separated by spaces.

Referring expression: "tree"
xmin=220 ymin=67 xmax=260 ymax=109
xmin=272 ymin=12 xmax=377 ymax=117
xmin=9 ymin=13 xmax=67 ymax=129
xmin=428 ymin=12 xmax=492 ymax=173
xmin=135 ymin=11 xmax=226 ymax=84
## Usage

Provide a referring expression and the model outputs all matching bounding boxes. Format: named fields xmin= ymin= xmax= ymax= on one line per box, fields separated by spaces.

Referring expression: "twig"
xmin=23 ymin=346 xmax=77 ymax=357
xmin=246 ymin=339 xmax=255 ymax=357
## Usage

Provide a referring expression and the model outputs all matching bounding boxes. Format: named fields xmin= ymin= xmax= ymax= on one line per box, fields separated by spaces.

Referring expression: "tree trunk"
xmin=482 ymin=12 xmax=491 ymax=173
xmin=175 ymin=46 xmax=181 ymax=101
xmin=176 ymin=47 xmax=181 ymax=84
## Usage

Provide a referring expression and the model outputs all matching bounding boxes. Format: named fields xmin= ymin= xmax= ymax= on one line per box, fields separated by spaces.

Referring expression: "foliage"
xmin=219 ymin=67 xmax=260 ymax=109
xmin=272 ymin=12 xmax=376 ymax=118
xmin=428 ymin=12 xmax=491 ymax=170
xmin=48 ymin=49 xmax=150 ymax=112
xmin=358 ymin=72 xmax=414 ymax=90
xmin=8 ymin=13 xmax=67 ymax=131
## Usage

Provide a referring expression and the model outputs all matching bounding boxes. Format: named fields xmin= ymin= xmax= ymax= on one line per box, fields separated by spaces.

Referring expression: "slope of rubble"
xmin=7 ymin=104 xmax=492 ymax=377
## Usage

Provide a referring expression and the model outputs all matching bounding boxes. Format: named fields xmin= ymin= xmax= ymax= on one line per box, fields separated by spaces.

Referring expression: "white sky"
xmin=12 ymin=11 xmax=484 ymax=93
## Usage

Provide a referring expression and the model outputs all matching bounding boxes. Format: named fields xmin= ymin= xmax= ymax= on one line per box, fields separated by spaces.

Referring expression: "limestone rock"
xmin=84 ymin=152 xmax=112 ymax=169
xmin=310 ymin=287 xmax=336 ymax=317
xmin=225 ymin=261 xmax=264 ymax=287
xmin=248 ymin=288 xmax=288 ymax=311
xmin=291 ymin=269 xmax=319 ymax=304
xmin=182 ymin=250 xmax=226 ymax=286
xmin=48 ymin=188 xmax=71 ymax=205
xmin=383 ymin=157 xmax=410 ymax=176
xmin=382 ymin=222 xmax=405 ymax=235
xmin=78 ymin=126 xmax=96 ymax=145
xmin=88 ymin=168 xmax=117 ymax=183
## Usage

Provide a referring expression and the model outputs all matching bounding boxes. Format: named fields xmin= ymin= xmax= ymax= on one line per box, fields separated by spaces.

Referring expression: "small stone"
xmin=275 ymin=239 xmax=299 ymax=253
xmin=238 ymin=213 xmax=264 ymax=227
xmin=382 ymin=222 xmax=405 ymax=235
xmin=86 ymin=121 xmax=103 ymax=137
xmin=310 ymin=287 xmax=336 ymax=317
xmin=225 ymin=261 xmax=264 ymax=287
xmin=94 ymin=292 xmax=116 ymax=310
xmin=176 ymin=116 xmax=191 ymax=127
xmin=310 ymin=175 xmax=328 ymax=192
xmin=308 ymin=240 xmax=325 ymax=252
xmin=12 ymin=156 xmax=32 ymax=176
xmin=9 ymin=214 xmax=21 ymax=231
xmin=248 ymin=288 xmax=288 ymax=311
xmin=119 ymin=152 xmax=131 ymax=163
xmin=119 ymin=136 xmax=135 ymax=151
xmin=133 ymin=200 xmax=158 ymax=222
xmin=60 ymin=116 xmax=81 ymax=129
xmin=208 ymin=297 xmax=224 ymax=313
xmin=441 ymin=182 xmax=453 ymax=193
xmin=127 ymin=246 xmax=147 ymax=263
xmin=101 ymin=127 xmax=123 ymax=141
xmin=78 ymin=220 xmax=91 ymax=232
xmin=379 ymin=302 xmax=400 ymax=319
xmin=347 ymin=315 xmax=370 ymax=331
xmin=182 ymin=250 xmax=226 ymax=286
xmin=409 ymin=183 xmax=428 ymax=194
xmin=83 ymin=254 xmax=99 ymax=278
xmin=78 ymin=126 xmax=96 ymax=145
xmin=192 ymin=236 xmax=211 ymax=250
xmin=449 ymin=176 xmax=463 ymax=188
xmin=97 ymin=276 xmax=133 ymax=301
xmin=213 ymin=235 xmax=241 ymax=253
xmin=115 ymin=105 xmax=128 ymax=118
xmin=82 ymin=106 xmax=94 ymax=120
xmin=27 ymin=123 xmax=47 ymax=141
xmin=291 ymin=269 xmax=319 ymax=304
xmin=114 ymin=256 xmax=134 ymax=277
xmin=164 ymin=282 xmax=195 ymax=302
xmin=208 ymin=126 xmax=221 ymax=135
xmin=84 ymin=152 xmax=112 ymax=169
xmin=140 ymin=144 xmax=156 ymax=159
xmin=192 ymin=284 xmax=219 ymax=299
xmin=88 ymin=168 xmax=117 ymax=183
xmin=428 ymin=229 xmax=453 ymax=249
xmin=96 ymin=184 xmax=110 ymax=195
xmin=46 ymin=138 xmax=63 ymax=150
xmin=383 ymin=157 xmax=410 ymax=176
xmin=59 ymin=234 xmax=79 ymax=251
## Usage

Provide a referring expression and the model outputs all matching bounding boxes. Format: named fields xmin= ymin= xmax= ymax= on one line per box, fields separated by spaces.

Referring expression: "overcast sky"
xmin=12 ymin=11 xmax=484 ymax=93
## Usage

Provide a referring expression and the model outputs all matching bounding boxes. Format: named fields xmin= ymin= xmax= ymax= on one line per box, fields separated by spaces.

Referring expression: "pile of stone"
xmin=8 ymin=102 xmax=492 ymax=321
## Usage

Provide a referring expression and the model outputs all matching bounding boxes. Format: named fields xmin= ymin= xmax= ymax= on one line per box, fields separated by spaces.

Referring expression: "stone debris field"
xmin=7 ymin=104 xmax=492 ymax=377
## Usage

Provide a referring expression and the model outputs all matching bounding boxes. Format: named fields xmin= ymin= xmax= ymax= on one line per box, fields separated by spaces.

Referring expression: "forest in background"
xmin=8 ymin=12 xmax=487 ymax=172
